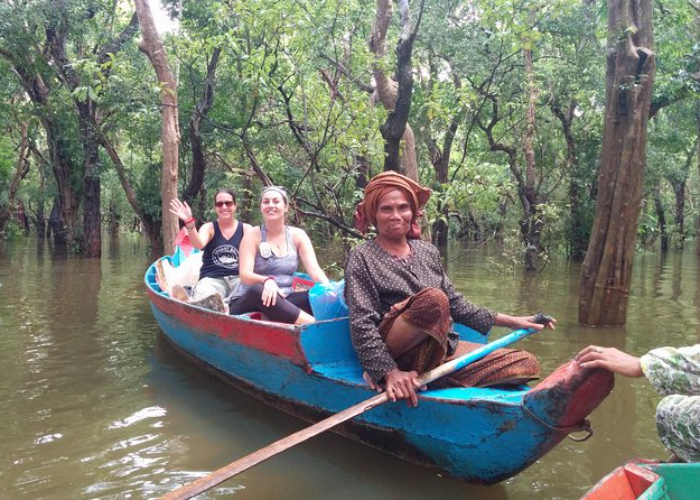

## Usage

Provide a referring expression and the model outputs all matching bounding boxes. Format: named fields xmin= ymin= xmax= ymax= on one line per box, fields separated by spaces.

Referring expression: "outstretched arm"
xmin=494 ymin=313 xmax=557 ymax=332
xmin=575 ymin=346 xmax=644 ymax=378
xmin=169 ymin=198 xmax=213 ymax=250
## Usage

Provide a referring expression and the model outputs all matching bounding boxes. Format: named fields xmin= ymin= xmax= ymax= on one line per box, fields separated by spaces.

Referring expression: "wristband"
xmin=185 ymin=217 xmax=196 ymax=228
xmin=263 ymin=276 xmax=275 ymax=286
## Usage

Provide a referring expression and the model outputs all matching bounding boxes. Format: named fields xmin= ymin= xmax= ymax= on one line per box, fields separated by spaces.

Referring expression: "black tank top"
xmin=199 ymin=221 xmax=244 ymax=279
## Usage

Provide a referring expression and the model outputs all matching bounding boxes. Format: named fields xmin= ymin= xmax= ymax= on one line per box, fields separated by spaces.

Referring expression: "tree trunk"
xmin=49 ymin=199 xmax=66 ymax=244
xmin=425 ymin=60 xmax=466 ymax=247
xmin=45 ymin=7 xmax=138 ymax=257
xmin=108 ymin=199 xmax=120 ymax=237
xmin=134 ymin=0 xmax=180 ymax=255
xmin=666 ymin=141 xmax=695 ymax=250
xmin=551 ymin=102 xmax=589 ymax=261
xmin=80 ymin=112 xmax=102 ymax=258
xmin=578 ymin=0 xmax=656 ymax=326
xmin=33 ymin=160 xmax=48 ymax=237
xmin=370 ymin=0 xmax=423 ymax=179
xmin=98 ymin=129 xmax=163 ymax=253
xmin=46 ymin=124 xmax=78 ymax=247
xmin=184 ymin=47 xmax=221 ymax=204
xmin=671 ymin=180 xmax=685 ymax=249
xmin=0 ymin=122 xmax=30 ymax=235
xmin=522 ymin=37 xmax=541 ymax=272
xmin=653 ymin=186 xmax=668 ymax=252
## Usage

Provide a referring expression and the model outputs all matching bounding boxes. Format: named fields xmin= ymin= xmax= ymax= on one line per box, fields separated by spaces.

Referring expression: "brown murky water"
xmin=1 ymin=236 xmax=699 ymax=499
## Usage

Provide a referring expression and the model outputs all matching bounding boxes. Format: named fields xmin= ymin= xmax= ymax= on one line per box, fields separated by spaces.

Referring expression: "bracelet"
xmin=262 ymin=276 xmax=275 ymax=286
xmin=185 ymin=217 xmax=196 ymax=228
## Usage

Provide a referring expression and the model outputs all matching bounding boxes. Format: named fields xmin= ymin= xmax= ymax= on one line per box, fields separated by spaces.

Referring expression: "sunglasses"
xmin=215 ymin=201 xmax=235 ymax=208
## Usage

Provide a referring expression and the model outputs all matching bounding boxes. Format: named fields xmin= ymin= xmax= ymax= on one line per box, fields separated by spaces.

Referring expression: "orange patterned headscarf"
xmin=354 ymin=171 xmax=431 ymax=237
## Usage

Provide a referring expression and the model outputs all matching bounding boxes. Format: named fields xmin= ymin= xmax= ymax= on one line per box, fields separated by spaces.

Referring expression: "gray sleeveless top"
xmin=237 ymin=225 xmax=299 ymax=297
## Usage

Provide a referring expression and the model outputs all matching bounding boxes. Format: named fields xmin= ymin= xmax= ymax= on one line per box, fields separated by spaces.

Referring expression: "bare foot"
xmin=172 ymin=284 xmax=190 ymax=302
xmin=190 ymin=293 xmax=227 ymax=314
xmin=155 ymin=260 xmax=171 ymax=294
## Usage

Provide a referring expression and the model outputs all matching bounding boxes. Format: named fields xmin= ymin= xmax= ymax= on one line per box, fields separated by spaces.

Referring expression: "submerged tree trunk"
xmin=0 ymin=122 xmax=30 ymax=235
xmin=666 ymin=141 xmax=695 ymax=249
xmin=81 ymin=114 xmax=102 ymax=257
xmin=134 ymin=0 xmax=180 ymax=255
xmin=99 ymin=130 xmax=162 ymax=252
xmin=46 ymin=125 xmax=78 ymax=247
xmin=521 ymin=35 xmax=541 ymax=272
xmin=653 ymin=187 xmax=668 ymax=252
xmin=579 ymin=0 xmax=656 ymax=326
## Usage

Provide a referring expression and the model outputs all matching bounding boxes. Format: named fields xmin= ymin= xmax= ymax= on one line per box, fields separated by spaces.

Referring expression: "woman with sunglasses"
xmin=228 ymin=186 xmax=329 ymax=324
xmin=168 ymin=189 xmax=251 ymax=312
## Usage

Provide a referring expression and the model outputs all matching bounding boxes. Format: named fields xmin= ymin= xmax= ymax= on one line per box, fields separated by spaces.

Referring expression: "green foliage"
xmin=0 ymin=0 xmax=698 ymax=259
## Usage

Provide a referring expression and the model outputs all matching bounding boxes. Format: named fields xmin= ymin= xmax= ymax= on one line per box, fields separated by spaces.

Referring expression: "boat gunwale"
xmin=145 ymin=263 xmax=529 ymax=407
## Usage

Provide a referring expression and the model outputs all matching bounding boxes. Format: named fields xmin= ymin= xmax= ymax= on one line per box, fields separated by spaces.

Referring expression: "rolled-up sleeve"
xmin=345 ymin=250 xmax=397 ymax=382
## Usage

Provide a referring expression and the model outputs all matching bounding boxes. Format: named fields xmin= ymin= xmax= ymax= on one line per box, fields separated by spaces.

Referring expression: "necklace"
xmin=267 ymin=234 xmax=286 ymax=255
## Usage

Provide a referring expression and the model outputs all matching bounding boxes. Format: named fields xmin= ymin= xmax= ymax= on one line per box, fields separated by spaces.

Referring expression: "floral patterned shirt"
xmin=640 ymin=345 xmax=700 ymax=462
xmin=344 ymin=239 xmax=496 ymax=382
xmin=641 ymin=345 xmax=700 ymax=397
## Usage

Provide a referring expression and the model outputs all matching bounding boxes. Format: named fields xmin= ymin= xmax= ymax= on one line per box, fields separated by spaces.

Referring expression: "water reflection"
xmin=0 ymin=236 xmax=698 ymax=499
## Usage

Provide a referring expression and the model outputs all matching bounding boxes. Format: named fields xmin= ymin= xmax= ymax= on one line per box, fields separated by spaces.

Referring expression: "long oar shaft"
xmin=160 ymin=328 xmax=536 ymax=500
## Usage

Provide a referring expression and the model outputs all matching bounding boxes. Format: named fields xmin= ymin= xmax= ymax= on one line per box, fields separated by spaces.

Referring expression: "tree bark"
xmin=0 ymin=122 xmax=30 ymax=234
xmin=578 ymin=0 xmax=656 ymax=326
xmin=653 ymin=186 xmax=668 ymax=252
xmin=425 ymin=60 xmax=466 ymax=247
xmin=45 ymin=6 xmax=139 ymax=257
xmin=551 ymin=102 xmax=588 ymax=261
xmin=46 ymin=0 xmax=102 ymax=256
xmin=522 ymin=34 xmax=541 ymax=272
xmin=370 ymin=0 xmax=423 ymax=179
xmin=0 ymin=47 xmax=79 ymax=248
xmin=666 ymin=140 xmax=695 ymax=249
xmin=134 ymin=0 xmax=180 ymax=255
xmin=98 ymin=129 xmax=163 ymax=252
xmin=183 ymin=47 xmax=221 ymax=204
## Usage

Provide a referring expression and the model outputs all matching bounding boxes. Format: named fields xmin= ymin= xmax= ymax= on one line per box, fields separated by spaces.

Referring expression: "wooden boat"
xmin=582 ymin=461 xmax=700 ymax=499
xmin=145 ymin=254 xmax=614 ymax=485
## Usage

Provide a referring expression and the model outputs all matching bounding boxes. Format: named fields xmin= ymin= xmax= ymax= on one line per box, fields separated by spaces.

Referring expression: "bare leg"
xmin=294 ymin=310 xmax=316 ymax=325
xmin=384 ymin=316 xmax=429 ymax=358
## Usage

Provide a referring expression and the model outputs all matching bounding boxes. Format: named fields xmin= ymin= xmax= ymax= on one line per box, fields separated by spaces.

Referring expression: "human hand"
xmin=384 ymin=368 xmax=424 ymax=407
xmin=495 ymin=313 xmax=557 ymax=331
xmin=363 ymin=371 xmax=381 ymax=392
xmin=575 ymin=346 xmax=643 ymax=378
xmin=261 ymin=278 xmax=279 ymax=307
xmin=169 ymin=198 xmax=193 ymax=222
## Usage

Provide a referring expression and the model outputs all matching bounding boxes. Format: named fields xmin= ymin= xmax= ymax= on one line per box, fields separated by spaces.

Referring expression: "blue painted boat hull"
xmin=146 ymin=261 xmax=614 ymax=484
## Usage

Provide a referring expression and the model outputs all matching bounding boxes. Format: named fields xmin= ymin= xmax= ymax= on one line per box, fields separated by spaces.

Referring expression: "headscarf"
xmin=261 ymin=185 xmax=289 ymax=205
xmin=354 ymin=171 xmax=431 ymax=238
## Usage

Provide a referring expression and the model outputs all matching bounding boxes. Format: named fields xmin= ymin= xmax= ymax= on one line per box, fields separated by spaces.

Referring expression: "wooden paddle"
xmin=160 ymin=327 xmax=540 ymax=500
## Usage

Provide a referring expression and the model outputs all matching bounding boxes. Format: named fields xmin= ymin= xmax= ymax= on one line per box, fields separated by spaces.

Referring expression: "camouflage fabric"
xmin=640 ymin=346 xmax=700 ymax=462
